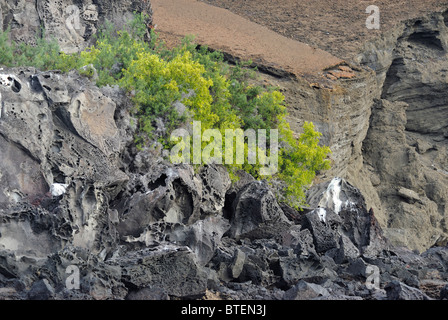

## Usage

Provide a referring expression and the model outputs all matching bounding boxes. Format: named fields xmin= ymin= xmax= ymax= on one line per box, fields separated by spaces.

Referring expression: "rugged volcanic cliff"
xmin=356 ymin=12 xmax=448 ymax=252
xmin=0 ymin=0 xmax=447 ymax=300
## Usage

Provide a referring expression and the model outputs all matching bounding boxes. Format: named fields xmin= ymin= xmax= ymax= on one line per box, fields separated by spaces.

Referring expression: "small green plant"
xmin=0 ymin=27 xmax=61 ymax=69
xmin=0 ymin=13 xmax=331 ymax=209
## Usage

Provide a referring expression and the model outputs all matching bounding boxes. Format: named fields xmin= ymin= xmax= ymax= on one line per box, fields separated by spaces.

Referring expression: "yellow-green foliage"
xmin=0 ymin=14 xmax=331 ymax=209
xmin=278 ymin=119 xmax=331 ymax=208
xmin=0 ymin=28 xmax=60 ymax=69
xmin=121 ymin=50 xmax=221 ymax=135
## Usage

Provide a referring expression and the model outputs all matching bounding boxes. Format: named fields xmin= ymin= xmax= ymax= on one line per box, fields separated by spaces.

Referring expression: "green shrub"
xmin=0 ymin=14 xmax=331 ymax=209
xmin=0 ymin=28 xmax=60 ymax=69
xmin=277 ymin=120 xmax=331 ymax=208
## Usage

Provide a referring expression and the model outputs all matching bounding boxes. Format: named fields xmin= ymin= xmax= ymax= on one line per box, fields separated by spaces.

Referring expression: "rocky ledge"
xmin=0 ymin=67 xmax=447 ymax=300
xmin=1 ymin=0 xmax=448 ymax=301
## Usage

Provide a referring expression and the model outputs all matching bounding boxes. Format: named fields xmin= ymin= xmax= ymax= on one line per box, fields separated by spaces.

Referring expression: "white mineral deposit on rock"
xmin=316 ymin=207 xmax=327 ymax=223
xmin=319 ymin=177 xmax=343 ymax=214
xmin=50 ymin=183 xmax=69 ymax=197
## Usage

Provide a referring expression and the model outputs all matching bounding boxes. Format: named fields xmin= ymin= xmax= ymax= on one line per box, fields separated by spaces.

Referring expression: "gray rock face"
xmin=334 ymin=234 xmax=360 ymax=264
xmin=283 ymin=65 xmax=378 ymax=182
xmin=284 ymin=280 xmax=329 ymax=300
xmin=1 ymin=0 xmax=153 ymax=53
xmin=380 ymin=19 xmax=448 ymax=135
xmin=27 ymin=279 xmax=55 ymax=300
xmin=306 ymin=178 xmax=388 ymax=256
xmin=363 ymin=98 xmax=448 ymax=252
xmin=385 ymin=280 xmax=431 ymax=300
xmin=441 ymin=284 xmax=448 ymax=300
xmin=111 ymin=245 xmax=208 ymax=298
xmin=302 ymin=208 xmax=341 ymax=253
xmin=226 ymin=180 xmax=291 ymax=240
xmin=169 ymin=215 xmax=230 ymax=266
xmin=355 ymin=11 xmax=448 ymax=252
xmin=0 ymin=67 xmax=131 ymax=258
xmin=126 ymin=287 xmax=170 ymax=300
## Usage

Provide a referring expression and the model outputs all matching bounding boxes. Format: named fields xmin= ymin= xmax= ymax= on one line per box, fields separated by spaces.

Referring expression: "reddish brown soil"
xmin=151 ymin=0 xmax=344 ymax=79
xmin=151 ymin=0 xmax=448 ymax=81
xmin=200 ymin=0 xmax=448 ymax=60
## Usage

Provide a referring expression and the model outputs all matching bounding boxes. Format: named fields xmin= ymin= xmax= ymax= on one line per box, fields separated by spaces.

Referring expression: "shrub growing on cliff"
xmin=0 ymin=28 xmax=60 ymax=69
xmin=0 ymin=14 xmax=331 ymax=209
xmin=278 ymin=120 xmax=331 ymax=207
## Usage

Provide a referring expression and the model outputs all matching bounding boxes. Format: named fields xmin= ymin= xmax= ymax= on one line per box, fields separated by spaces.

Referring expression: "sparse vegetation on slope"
xmin=0 ymin=14 xmax=331 ymax=209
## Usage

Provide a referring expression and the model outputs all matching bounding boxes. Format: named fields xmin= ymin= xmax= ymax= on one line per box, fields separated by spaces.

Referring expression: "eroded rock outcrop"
xmin=1 ymin=65 xmax=445 ymax=300
xmin=0 ymin=66 xmax=133 ymax=299
xmin=1 ymin=0 xmax=448 ymax=301
xmin=0 ymin=0 xmax=153 ymax=53
xmin=0 ymin=68 xmax=131 ymax=255
xmin=356 ymin=11 xmax=448 ymax=251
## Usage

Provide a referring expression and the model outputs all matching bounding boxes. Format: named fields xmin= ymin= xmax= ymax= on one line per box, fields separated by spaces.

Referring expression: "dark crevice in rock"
xmin=407 ymin=31 xmax=444 ymax=51
xmin=443 ymin=9 xmax=448 ymax=27
xmin=148 ymin=173 xmax=167 ymax=190
xmin=380 ymin=57 xmax=403 ymax=99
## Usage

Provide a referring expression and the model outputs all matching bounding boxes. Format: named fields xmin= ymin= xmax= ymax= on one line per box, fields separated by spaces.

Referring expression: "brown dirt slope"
xmin=151 ymin=0 xmax=344 ymax=79
xmin=200 ymin=0 xmax=448 ymax=60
